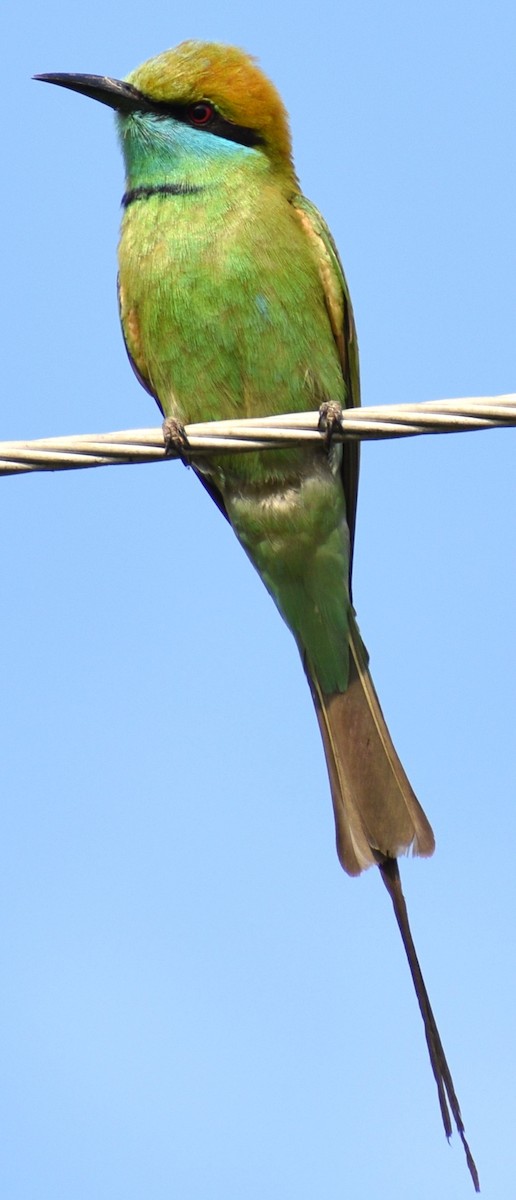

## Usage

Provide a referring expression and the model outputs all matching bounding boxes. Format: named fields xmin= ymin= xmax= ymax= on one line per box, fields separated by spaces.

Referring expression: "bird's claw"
xmin=318 ymin=401 xmax=344 ymax=450
xmin=162 ymin=417 xmax=191 ymax=465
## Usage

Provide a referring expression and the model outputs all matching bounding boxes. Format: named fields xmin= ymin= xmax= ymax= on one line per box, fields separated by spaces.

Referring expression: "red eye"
xmin=188 ymin=102 xmax=214 ymax=126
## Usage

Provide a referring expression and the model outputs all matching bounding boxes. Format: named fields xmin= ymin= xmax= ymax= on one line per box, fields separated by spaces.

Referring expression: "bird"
xmin=35 ymin=42 xmax=478 ymax=1189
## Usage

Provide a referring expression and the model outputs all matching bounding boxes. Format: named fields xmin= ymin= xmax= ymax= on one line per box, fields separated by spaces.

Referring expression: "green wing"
xmin=291 ymin=194 xmax=361 ymax=589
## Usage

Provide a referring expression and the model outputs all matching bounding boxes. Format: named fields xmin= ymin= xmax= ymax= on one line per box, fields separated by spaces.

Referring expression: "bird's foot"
xmin=318 ymin=401 xmax=344 ymax=450
xmin=162 ymin=417 xmax=191 ymax=466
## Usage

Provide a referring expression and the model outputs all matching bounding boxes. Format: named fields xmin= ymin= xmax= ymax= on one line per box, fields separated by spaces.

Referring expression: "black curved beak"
xmin=33 ymin=73 xmax=149 ymax=114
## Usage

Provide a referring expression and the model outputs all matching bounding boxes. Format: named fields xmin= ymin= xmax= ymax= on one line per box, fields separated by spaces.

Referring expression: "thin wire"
xmin=1 ymin=394 xmax=514 ymax=477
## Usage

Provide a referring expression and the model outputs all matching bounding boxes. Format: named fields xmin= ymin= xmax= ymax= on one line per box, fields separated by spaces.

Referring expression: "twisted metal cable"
xmin=1 ymin=394 xmax=514 ymax=477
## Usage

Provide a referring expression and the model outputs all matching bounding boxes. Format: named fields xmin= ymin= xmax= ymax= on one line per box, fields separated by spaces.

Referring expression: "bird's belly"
xmin=225 ymin=459 xmax=351 ymax=691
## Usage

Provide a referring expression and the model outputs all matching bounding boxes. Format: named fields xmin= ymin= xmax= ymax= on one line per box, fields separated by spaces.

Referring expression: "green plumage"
xmin=112 ymin=46 xmax=434 ymax=872
xmin=35 ymin=43 xmax=436 ymax=871
xmin=35 ymin=42 xmax=479 ymax=1188
xmin=118 ymin=126 xmax=350 ymax=692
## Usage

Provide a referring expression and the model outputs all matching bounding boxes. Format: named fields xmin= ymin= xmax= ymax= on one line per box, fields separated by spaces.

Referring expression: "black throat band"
xmin=122 ymin=182 xmax=205 ymax=207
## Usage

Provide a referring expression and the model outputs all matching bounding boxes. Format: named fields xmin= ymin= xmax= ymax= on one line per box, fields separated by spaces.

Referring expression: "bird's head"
xmin=36 ymin=41 xmax=297 ymax=187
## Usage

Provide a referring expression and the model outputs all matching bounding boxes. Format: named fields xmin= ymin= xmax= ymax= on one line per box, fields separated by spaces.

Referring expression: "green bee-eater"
xmin=36 ymin=42 xmax=478 ymax=1188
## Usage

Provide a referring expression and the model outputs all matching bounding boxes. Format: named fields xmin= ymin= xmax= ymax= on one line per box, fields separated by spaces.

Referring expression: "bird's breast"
xmin=118 ymin=178 xmax=345 ymax=485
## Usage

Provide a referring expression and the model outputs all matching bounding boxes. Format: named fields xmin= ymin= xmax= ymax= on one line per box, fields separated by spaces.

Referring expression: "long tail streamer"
xmin=379 ymin=858 xmax=480 ymax=1192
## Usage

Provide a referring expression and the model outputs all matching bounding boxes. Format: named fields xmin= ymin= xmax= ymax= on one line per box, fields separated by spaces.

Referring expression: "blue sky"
xmin=2 ymin=2 xmax=515 ymax=1197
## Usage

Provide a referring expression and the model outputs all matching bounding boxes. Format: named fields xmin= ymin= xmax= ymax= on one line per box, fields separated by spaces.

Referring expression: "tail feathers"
xmin=380 ymin=859 xmax=480 ymax=1192
xmin=309 ymin=617 xmax=479 ymax=1186
xmin=310 ymin=612 xmax=435 ymax=875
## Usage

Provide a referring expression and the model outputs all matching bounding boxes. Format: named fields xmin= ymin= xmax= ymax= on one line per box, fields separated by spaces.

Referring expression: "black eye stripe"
xmin=143 ymin=97 xmax=262 ymax=148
